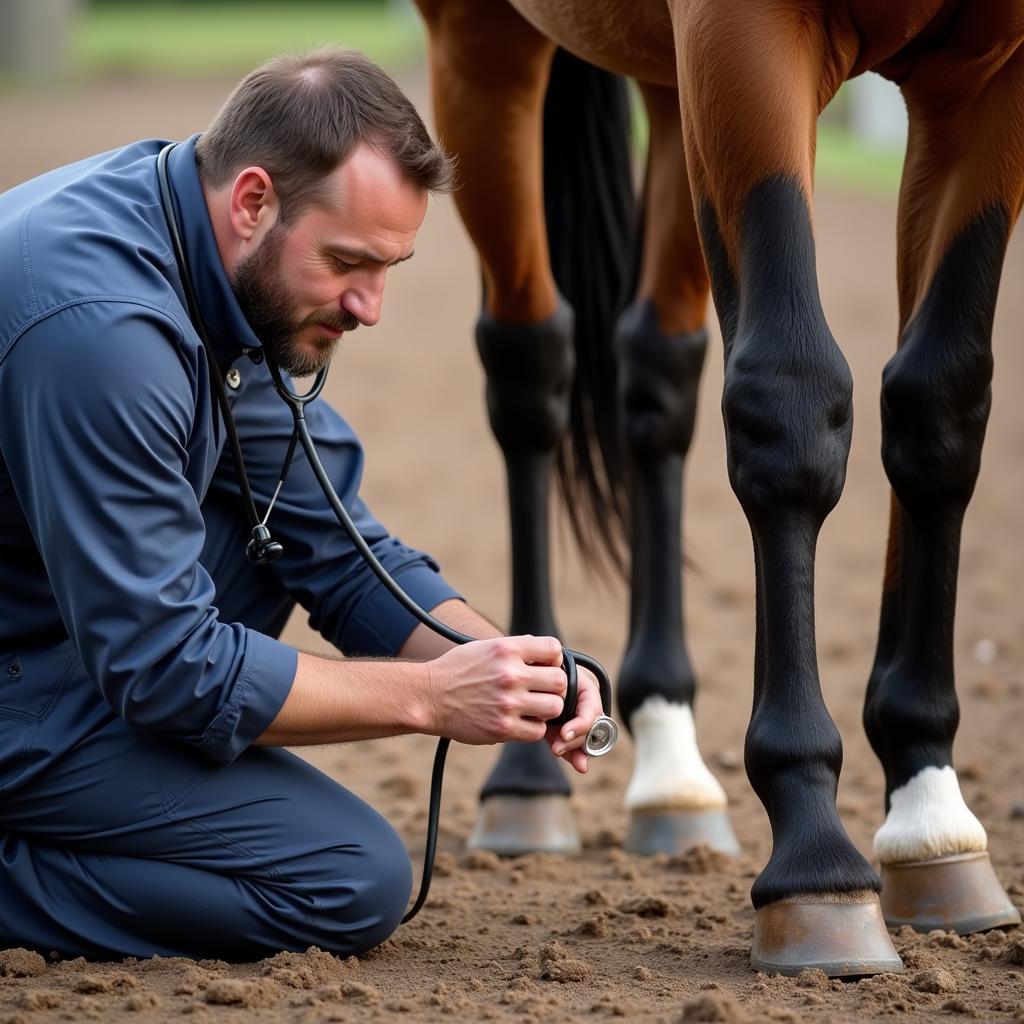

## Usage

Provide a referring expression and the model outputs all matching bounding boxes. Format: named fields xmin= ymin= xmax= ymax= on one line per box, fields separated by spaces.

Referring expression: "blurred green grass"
xmin=74 ymin=1 xmax=424 ymax=76
xmin=817 ymin=124 xmax=904 ymax=195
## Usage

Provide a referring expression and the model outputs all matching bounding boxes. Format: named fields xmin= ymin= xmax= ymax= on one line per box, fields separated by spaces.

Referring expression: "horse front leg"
xmin=673 ymin=0 xmax=901 ymax=976
xmin=417 ymin=0 xmax=577 ymax=854
xmin=618 ymin=82 xmax=739 ymax=856
xmin=864 ymin=45 xmax=1024 ymax=934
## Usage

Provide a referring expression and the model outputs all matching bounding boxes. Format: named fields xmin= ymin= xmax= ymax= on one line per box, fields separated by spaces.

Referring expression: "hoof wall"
xmin=467 ymin=794 xmax=581 ymax=857
xmin=752 ymin=893 xmax=903 ymax=977
xmin=881 ymin=851 xmax=1022 ymax=934
xmin=626 ymin=808 xmax=741 ymax=856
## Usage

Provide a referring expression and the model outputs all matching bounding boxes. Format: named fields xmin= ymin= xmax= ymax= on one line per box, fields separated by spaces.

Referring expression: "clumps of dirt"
xmin=1005 ymin=935 xmax=1024 ymax=965
xmin=511 ymin=853 xmax=572 ymax=880
xmin=667 ymin=844 xmax=735 ymax=874
xmin=940 ymin=997 xmax=977 ymax=1016
xmin=74 ymin=971 xmax=136 ymax=994
xmin=462 ymin=849 xmax=501 ymax=871
xmin=576 ymin=912 xmax=613 ymax=938
xmin=539 ymin=942 xmax=591 ymax=983
xmin=432 ymin=851 xmax=457 ymax=877
xmin=172 ymin=965 xmax=218 ymax=996
xmin=0 ymin=949 xmax=46 ymax=978
xmin=338 ymin=980 xmax=381 ymax=1004
xmin=15 ymin=989 xmax=62 ymax=1010
xmin=679 ymin=992 xmax=760 ymax=1022
xmin=259 ymin=946 xmax=347 ymax=989
xmin=618 ymin=895 xmax=672 ymax=918
xmin=124 ymin=992 xmax=161 ymax=1011
xmin=203 ymin=977 xmax=283 ymax=1008
xmin=795 ymin=969 xmax=830 ymax=990
xmin=679 ymin=991 xmax=805 ymax=1024
xmin=912 ymin=968 xmax=957 ymax=994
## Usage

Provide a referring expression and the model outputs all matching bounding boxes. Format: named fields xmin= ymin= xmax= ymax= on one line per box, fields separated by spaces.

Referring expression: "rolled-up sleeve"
xmin=0 ymin=302 xmax=297 ymax=764
xmin=207 ymin=359 xmax=463 ymax=657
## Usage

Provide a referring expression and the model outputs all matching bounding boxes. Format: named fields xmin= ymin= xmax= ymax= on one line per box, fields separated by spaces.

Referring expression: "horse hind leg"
xmin=864 ymin=42 xmax=1024 ymax=935
xmin=416 ymin=0 xmax=588 ymax=854
xmin=617 ymin=81 xmax=739 ymax=856
xmin=672 ymin=0 xmax=900 ymax=976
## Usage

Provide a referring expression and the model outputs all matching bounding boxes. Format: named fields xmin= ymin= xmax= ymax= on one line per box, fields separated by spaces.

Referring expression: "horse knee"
xmin=722 ymin=327 xmax=853 ymax=527
xmin=880 ymin=338 xmax=992 ymax=514
xmin=475 ymin=298 xmax=575 ymax=455
xmin=616 ymin=299 xmax=707 ymax=465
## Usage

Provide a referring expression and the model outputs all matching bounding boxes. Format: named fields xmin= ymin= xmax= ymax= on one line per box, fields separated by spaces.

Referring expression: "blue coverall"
xmin=0 ymin=136 xmax=462 ymax=959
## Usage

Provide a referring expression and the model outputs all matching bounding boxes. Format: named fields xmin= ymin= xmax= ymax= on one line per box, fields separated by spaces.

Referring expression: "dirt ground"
xmin=1 ymin=66 xmax=1023 ymax=1024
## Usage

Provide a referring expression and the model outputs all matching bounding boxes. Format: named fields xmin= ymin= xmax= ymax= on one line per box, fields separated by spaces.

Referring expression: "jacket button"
xmin=225 ymin=368 xmax=242 ymax=390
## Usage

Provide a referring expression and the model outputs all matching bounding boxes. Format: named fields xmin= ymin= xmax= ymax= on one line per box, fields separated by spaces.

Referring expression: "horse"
xmin=410 ymin=0 xmax=1024 ymax=975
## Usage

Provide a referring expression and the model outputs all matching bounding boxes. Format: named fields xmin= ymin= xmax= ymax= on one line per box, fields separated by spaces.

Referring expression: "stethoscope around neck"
xmin=155 ymin=143 xmax=618 ymax=922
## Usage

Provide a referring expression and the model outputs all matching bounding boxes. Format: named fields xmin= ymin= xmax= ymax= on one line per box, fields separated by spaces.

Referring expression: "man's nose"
xmin=341 ymin=279 xmax=384 ymax=328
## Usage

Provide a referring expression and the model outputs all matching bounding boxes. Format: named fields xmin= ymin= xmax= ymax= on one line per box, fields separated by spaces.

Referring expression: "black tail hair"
xmin=542 ymin=48 xmax=638 ymax=577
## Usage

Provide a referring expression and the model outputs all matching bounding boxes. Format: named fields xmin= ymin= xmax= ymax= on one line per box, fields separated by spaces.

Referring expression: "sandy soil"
xmin=1 ymin=67 xmax=1022 ymax=1024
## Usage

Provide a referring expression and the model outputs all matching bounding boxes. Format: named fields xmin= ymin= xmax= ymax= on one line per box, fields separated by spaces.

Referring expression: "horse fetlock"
xmin=744 ymin=699 xmax=844 ymax=799
xmin=475 ymin=298 xmax=576 ymax=453
xmin=616 ymin=299 xmax=708 ymax=464
xmin=874 ymin=765 xmax=987 ymax=865
xmin=863 ymin=674 xmax=959 ymax=782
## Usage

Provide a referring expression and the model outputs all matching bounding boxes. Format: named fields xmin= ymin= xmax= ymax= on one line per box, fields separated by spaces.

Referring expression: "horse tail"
xmin=543 ymin=47 xmax=638 ymax=578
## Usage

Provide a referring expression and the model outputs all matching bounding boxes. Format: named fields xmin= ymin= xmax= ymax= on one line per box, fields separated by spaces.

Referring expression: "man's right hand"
xmin=422 ymin=635 xmax=568 ymax=745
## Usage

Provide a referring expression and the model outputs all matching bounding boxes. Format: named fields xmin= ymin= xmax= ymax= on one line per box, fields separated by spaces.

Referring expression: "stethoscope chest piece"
xmin=585 ymin=715 xmax=618 ymax=757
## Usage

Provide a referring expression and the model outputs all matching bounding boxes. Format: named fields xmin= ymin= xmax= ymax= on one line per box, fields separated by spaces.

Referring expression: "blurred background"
xmin=0 ymin=0 xmax=907 ymax=191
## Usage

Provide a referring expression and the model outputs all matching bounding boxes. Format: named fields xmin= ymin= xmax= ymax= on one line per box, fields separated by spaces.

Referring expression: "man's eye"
xmin=333 ymin=257 xmax=357 ymax=273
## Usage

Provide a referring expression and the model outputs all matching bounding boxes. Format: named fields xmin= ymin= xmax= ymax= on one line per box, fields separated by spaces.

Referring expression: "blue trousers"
xmin=0 ymin=493 xmax=413 ymax=960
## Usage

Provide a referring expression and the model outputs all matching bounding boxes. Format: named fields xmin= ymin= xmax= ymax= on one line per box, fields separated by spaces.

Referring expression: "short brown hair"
xmin=196 ymin=47 xmax=454 ymax=220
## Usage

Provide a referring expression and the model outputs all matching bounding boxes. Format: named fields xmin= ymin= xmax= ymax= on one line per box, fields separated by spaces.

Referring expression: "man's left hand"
xmin=545 ymin=664 xmax=603 ymax=774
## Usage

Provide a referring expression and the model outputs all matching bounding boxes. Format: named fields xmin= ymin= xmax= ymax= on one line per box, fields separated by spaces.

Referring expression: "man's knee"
xmin=281 ymin=807 xmax=414 ymax=957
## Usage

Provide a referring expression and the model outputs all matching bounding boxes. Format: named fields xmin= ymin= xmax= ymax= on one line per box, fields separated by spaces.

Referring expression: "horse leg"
xmin=415 ymin=0 xmax=575 ymax=854
xmin=864 ymin=44 xmax=1024 ymax=934
xmin=618 ymin=81 xmax=739 ymax=856
xmin=672 ymin=0 xmax=900 ymax=975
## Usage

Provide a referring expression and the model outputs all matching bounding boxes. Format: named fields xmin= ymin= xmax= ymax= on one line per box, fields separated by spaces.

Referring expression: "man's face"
xmin=233 ymin=143 xmax=428 ymax=377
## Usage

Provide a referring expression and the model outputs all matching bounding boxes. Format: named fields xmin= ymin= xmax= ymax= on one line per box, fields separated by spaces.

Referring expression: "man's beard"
xmin=232 ymin=222 xmax=358 ymax=377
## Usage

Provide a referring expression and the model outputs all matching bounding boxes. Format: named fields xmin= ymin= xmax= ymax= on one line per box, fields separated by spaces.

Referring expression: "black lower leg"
xmin=475 ymin=298 xmax=575 ymax=799
xmin=615 ymin=299 xmax=708 ymax=727
xmin=701 ymin=177 xmax=878 ymax=906
xmin=864 ymin=207 xmax=1007 ymax=807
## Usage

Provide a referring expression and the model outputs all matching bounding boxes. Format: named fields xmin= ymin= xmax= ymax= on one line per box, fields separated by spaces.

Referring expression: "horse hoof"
xmin=751 ymin=892 xmax=903 ymax=977
xmin=880 ymin=850 xmax=1022 ymax=934
xmin=626 ymin=808 xmax=741 ymax=856
xmin=467 ymin=794 xmax=581 ymax=856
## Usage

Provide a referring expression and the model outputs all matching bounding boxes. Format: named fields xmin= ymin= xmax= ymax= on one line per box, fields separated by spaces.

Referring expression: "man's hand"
xmin=423 ymin=635 xmax=568 ymax=745
xmin=421 ymin=633 xmax=604 ymax=775
xmin=545 ymin=664 xmax=602 ymax=775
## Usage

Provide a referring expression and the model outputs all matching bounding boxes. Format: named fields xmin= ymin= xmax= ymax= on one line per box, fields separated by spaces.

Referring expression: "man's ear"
xmin=228 ymin=167 xmax=280 ymax=242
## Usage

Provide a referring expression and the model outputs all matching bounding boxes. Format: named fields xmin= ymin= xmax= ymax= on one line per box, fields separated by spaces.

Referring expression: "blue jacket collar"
xmin=165 ymin=134 xmax=262 ymax=365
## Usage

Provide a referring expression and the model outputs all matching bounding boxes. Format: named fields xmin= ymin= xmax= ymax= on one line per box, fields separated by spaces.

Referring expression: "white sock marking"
xmin=873 ymin=764 xmax=987 ymax=864
xmin=624 ymin=697 xmax=727 ymax=812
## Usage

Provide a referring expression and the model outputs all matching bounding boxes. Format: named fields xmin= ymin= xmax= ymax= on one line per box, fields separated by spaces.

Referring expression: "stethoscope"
xmin=156 ymin=143 xmax=618 ymax=921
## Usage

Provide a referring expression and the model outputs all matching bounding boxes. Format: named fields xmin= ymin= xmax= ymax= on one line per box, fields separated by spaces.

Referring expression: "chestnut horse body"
xmin=413 ymin=0 xmax=1024 ymax=974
